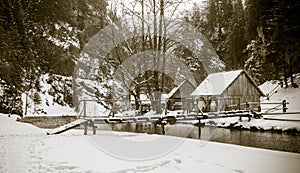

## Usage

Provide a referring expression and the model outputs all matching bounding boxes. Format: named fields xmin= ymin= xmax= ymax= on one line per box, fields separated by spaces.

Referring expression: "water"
xmin=201 ymin=127 xmax=300 ymax=153
xmin=96 ymin=122 xmax=300 ymax=153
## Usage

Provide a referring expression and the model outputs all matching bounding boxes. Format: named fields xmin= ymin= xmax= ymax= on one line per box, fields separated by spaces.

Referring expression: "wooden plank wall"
xmin=170 ymin=81 xmax=195 ymax=99
xmin=218 ymin=72 xmax=261 ymax=111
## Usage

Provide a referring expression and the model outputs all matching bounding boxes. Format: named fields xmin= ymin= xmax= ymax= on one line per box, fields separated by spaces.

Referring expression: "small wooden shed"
xmin=191 ymin=70 xmax=265 ymax=112
xmin=167 ymin=79 xmax=196 ymax=110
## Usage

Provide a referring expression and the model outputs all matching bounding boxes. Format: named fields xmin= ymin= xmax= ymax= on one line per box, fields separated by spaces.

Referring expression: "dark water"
xmin=96 ymin=123 xmax=300 ymax=153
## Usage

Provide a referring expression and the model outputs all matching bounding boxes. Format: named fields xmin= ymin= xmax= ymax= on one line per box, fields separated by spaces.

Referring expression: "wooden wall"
xmin=217 ymin=71 xmax=261 ymax=111
xmin=170 ymin=81 xmax=195 ymax=99
xmin=168 ymin=81 xmax=195 ymax=110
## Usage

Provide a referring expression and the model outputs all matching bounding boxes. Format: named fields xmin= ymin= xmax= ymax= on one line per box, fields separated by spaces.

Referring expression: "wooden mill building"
xmin=191 ymin=70 xmax=265 ymax=112
xmin=167 ymin=79 xmax=196 ymax=110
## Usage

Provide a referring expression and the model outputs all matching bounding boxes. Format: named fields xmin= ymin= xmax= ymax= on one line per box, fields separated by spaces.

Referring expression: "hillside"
xmin=259 ymin=74 xmax=300 ymax=114
xmin=20 ymin=74 xmax=75 ymax=116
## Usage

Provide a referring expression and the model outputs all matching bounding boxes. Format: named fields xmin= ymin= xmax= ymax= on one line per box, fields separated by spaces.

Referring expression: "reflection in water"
xmin=97 ymin=123 xmax=300 ymax=153
xmin=208 ymin=127 xmax=300 ymax=153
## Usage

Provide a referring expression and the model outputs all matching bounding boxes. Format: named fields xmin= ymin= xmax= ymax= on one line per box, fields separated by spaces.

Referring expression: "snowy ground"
xmin=4 ymin=77 xmax=299 ymax=172
xmin=201 ymin=116 xmax=300 ymax=132
xmin=1 ymin=113 xmax=300 ymax=173
xmin=259 ymin=76 xmax=300 ymax=114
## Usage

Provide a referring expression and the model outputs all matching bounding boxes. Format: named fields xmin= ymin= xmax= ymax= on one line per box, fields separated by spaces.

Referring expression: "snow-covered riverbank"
xmin=1 ymin=113 xmax=300 ymax=173
xmin=200 ymin=115 xmax=300 ymax=132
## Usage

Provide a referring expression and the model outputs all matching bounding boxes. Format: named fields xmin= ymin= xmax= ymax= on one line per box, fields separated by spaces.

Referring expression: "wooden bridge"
xmin=46 ymin=99 xmax=289 ymax=136
xmin=81 ymin=110 xmax=255 ymax=136
xmin=46 ymin=110 xmax=255 ymax=136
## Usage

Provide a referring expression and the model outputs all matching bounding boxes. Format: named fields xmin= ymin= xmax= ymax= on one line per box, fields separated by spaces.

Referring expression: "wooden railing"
xmin=226 ymin=100 xmax=289 ymax=113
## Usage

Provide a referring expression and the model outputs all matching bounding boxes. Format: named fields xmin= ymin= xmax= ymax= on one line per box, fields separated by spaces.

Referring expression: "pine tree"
xmin=227 ymin=0 xmax=247 ymax=69
xmin=244 ymin=0 xmax=300 ymax=86
xmin=0 ymin=0 xmax=109 ymax=115
xmin=244 ymin=0 xmax=265 ymax=41
xmin=201 ymin=0 xmax=235 ymax=69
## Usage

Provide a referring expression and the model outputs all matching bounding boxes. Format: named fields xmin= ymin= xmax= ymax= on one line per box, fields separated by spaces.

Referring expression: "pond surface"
xmin=96 ymin=122 xmax=300 ymax=153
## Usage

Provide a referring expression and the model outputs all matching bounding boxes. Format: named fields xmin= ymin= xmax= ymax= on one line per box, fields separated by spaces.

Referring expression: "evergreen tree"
xmin=0 ymin=0 xmax=109 ymax=115
xmin=244 ymin=0 xmax=300 ymax=86
xmin=244 ymin=0 xmax=266 ymax=41
xmin=193 ymin=0 xmax=238 ymax=70
xmin=244 ymin=40 xmax=264 ymax=84
xmin=227 ymin=0 xmax=247 ymax=69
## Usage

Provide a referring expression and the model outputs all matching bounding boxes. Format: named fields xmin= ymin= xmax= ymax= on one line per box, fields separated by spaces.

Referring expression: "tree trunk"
xmin=152 ymin=0 xmax=161 ymax=114
xmin=284 ymin=56 xmax=288 ymax=88
xmin=289 ymin=54 xmax=294 ymax=86
xmin=24 ymin=93 xmax=28 ymax=115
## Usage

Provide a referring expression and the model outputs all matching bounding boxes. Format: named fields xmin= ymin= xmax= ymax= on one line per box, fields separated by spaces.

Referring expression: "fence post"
xmin=92 ymin=120 xmax=96 ymax=135
xmin=84 ymin=121 xmax=88 ymax=135
xmin=198 ymin=118 xmax=201 ymax=139
xmin=161 ymin=120 xmax=167 ymax=135
xmin=162 ymin=124 xmax=165 ymax=135
xmin=246 ymin=101 xmax=249 ymax=110
xmin=83 ymin=100 xmax=87 ymax=118
xmin=165 ymin=100 xmax=168 ymax=115
xmin=283 ymin=100 xmax=287 ymax=113
xmin=258 ymin=105 xmax=261 ymax=112
xmin=196 ymin=99 xmax=199 ymax=116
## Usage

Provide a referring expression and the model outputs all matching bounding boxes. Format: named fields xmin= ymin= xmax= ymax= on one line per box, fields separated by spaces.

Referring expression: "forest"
xmin=0 ymin=0 xmax=299 ymax=115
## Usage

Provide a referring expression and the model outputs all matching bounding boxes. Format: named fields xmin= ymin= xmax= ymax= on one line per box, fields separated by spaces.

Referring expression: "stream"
xmin=96 ymin=122 xmax=300 ymax=153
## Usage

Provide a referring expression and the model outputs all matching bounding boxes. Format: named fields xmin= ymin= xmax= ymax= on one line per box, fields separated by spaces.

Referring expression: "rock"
xmin=250 ymin=126 xmax=259 ymax=131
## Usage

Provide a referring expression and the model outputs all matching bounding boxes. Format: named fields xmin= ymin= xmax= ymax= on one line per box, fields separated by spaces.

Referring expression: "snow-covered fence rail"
xmin=246 ymin=100 xmax=289 ymax=113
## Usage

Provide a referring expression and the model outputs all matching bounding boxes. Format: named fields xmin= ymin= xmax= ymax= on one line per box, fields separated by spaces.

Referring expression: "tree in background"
xmin=0 ymin=0 xmax=109 ymax=115
xmin=244 ymin=0 xmax=265 ymax=41
xmin=188 ymin=0 xmax=247 ymax=70
xmin=244 ymin=0 xmax=300 ymax=86
xmin=227 ymin=0 xmax=247 ymax=69
xmin=98 ymin=0 xmax=190 ymax=114
xmin=205 ymin=0 xmax=233 ymax=69
xmin=187 ymin=0 xmax=299 ymax=86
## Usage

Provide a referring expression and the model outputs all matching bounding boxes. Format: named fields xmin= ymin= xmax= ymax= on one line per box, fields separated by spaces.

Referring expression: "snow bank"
xmin=0 ymin=114 xmax=46 ymax=173
xmin=201 ymin=116 xmax=300 ymax=132
xmin=0 ymin=114 xmax=42 ymax=135
xmin=1 ymin=113 xmax=300 ymax=173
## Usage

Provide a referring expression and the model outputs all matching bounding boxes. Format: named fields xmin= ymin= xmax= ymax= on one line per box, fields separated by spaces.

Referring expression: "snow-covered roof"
xmin=191 ymin=70 xmax=243 ymax=96
xmin=259 ymin=80 xmax=281 ymax=96
xmin=167 ymin=86 xmax=179 ymax=99
xmin=167 ymin=79 xmax=195 ymax=98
